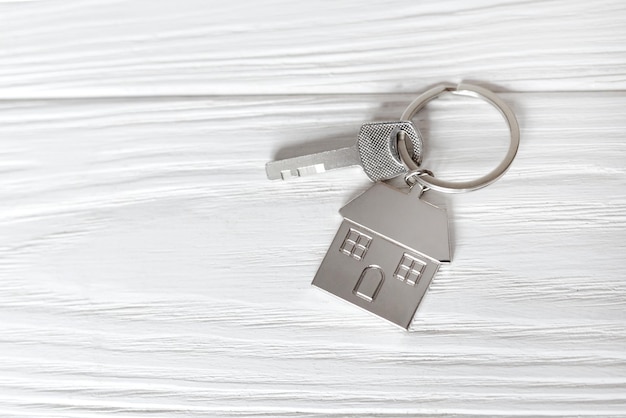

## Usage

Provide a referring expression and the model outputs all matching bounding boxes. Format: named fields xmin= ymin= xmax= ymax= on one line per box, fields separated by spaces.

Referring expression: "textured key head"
xmin=357 ymin=121 xmax=423 ymax=182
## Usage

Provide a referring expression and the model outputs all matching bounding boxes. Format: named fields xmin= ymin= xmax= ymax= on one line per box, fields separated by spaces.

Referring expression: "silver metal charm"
xmin=266 ymin=121 xmax=422 ymax=182
xmin=312 ymin=182 xmax=450 ymax=329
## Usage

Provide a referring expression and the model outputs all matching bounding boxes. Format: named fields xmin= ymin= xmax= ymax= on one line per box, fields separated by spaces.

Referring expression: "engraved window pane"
xmin=357 ymin=235 xmax=371 ymax=248
xmin=353 ymin=245 xmax=366 ymax=260
xmin=406 ymin=270 xmax=421 ymax=286
xmin=347 ymin=230 xmax=360 ymax=243
xmin=341 ymin=241 xmax=355 ymax=255
xmin=413 ymin=260 xmax=426 ymax=274
xmin=394 ymin=265 xmax=409 ymax=281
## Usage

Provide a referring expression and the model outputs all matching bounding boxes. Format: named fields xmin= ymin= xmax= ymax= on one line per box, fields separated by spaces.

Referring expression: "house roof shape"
xmin=340 ymin=182 xmax=450 ymax=262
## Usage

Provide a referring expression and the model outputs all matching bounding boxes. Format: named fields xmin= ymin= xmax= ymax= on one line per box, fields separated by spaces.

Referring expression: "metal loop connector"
xmin=404 ymin=168 xmax=434 ymax=198
xmin=404 ymin=168 xmax=434 ymax=188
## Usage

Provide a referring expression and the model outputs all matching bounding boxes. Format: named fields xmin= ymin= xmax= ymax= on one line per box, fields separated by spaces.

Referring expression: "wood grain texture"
xmin=1 ymin=92 xmax=625 ymax=416
xmin=1 ymin=0 xmax=626 ymax=416
xmin=0 ymin=0 xmax=625 ymax=98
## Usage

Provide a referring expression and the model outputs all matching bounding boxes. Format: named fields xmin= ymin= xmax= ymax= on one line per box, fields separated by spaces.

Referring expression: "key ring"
xmin=397 ymin=83 xmax=520 ymax=193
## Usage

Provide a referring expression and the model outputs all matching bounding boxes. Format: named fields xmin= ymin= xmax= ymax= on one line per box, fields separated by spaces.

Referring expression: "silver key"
xmin=266 ymin=121 xmax=422 ymax=182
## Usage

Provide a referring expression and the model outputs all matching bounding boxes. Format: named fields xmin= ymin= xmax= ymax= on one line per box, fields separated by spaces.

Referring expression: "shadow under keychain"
xmin=266 ymin=83 xmax=520 ymax=329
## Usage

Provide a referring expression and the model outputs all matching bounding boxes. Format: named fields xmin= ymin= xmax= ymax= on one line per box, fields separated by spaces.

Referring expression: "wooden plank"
xmin=0 ymin=0 xmax=625 ymax=98
xmin=0 ymin=92 xmax=625 ymax=416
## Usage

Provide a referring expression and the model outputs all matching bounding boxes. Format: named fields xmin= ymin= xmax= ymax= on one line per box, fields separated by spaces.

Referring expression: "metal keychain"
xmin=268 ymin=83 xmax=520 ymax=330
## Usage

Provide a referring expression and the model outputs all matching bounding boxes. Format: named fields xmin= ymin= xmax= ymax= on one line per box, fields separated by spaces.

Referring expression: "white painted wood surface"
xmin=1 ymin=1 xmax=625 ymax=416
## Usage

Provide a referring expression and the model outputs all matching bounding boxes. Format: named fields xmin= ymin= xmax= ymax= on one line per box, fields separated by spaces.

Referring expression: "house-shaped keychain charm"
xmin=312 ymin=182 xmax=450 ymax=329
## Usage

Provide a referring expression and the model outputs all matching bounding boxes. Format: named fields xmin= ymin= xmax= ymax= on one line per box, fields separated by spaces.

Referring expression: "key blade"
xmin=266 ymin=146 xmax=360 ymax=180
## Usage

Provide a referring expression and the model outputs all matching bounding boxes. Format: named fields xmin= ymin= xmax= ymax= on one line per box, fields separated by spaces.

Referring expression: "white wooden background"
xmin=1 ymin=1 xmax=625 ymax=416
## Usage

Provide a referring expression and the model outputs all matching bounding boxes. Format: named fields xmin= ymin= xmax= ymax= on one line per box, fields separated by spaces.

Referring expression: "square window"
xmin=395 ymin=253 xmax=428 ymax=285
xmin=339 ymin=228 xmax=372 ymax=260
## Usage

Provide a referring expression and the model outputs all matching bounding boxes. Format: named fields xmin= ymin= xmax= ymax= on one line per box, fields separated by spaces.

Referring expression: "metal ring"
xmin=398 ymin=83 xmax=520 ymax=193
